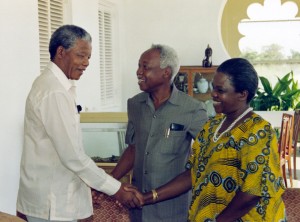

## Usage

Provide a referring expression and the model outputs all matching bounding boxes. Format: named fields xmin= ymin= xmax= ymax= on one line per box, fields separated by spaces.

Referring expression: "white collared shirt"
xmin=17 ymin=62 xmax=120 ymax=220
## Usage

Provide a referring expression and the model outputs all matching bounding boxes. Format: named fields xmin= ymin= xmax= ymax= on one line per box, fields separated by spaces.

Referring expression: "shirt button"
xmin=153 ymin=114 xmax=157 ymax=118
xmin=144 ymin=170 xmax=148 ymax=174
xmin=145 ymin=152 xmax=149 ymax=155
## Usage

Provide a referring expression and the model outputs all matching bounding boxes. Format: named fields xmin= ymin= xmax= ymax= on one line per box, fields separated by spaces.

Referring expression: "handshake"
xmin=92 ymin=183 xmax=154 ymax=209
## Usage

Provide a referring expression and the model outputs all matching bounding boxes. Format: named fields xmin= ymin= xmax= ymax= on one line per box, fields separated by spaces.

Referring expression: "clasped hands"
xmin=92 ymin=183 xmax=144 ymax=209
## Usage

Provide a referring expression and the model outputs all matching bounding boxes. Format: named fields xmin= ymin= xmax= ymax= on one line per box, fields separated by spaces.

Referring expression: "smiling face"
xmin=136 ymin=49 xmax=170 ymax=93
xmin=55 ymin=39 xmax=92 ymax=80
xmin=211 ymin=71 xmax=247 ymax=115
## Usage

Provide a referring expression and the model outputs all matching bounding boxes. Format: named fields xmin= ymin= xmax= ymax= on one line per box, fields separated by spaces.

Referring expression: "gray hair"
xmin=49 ymin=24 xmax=92 ymax=60
xmin=151 ymin=44 xmax=180 ymax=81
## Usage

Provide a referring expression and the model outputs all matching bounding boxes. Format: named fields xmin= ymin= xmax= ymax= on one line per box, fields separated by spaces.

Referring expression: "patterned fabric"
xmin=187 ymin=113 xmax=286 ymax=222
xmin=282 ymin=188 xmax=300 ymax=222
xmin=79 ymin=194 xmax=129 ymax=222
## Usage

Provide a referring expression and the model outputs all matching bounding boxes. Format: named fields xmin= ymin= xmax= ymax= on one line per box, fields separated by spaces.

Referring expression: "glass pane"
xmin=81 ymin=122 xmax=127 ymax=161
xmin=238 ymin=0 xmax=300 ymax=84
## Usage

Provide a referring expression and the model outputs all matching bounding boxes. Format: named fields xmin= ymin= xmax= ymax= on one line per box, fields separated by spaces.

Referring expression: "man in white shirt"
xmin=17 ymin=25 xmax=142 ymax=222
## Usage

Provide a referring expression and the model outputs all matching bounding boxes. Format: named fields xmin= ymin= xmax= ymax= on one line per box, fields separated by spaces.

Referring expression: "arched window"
xmin=221 ymin=0 xmax=300 ymax=84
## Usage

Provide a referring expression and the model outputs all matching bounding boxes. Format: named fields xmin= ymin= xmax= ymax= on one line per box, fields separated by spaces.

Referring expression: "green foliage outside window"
xmin=241 ymin=43 xmax=300 ymax=63
xmin=250 ymin=71 xmax=300 ymax=111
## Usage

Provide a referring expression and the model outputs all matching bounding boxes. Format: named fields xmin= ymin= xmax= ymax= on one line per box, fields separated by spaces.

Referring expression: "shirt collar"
xmin=138 ymin=84 xmax=182 ymax=106
xmin=167 ymin=85 xmax=181 ymax=105
xmin=47 ymin=61 xmax=76 ymax=91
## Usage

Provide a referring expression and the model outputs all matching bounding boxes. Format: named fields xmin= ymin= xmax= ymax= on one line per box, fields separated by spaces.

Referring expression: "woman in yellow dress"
xmin=138 ymin=58 xmax=286 ymax=222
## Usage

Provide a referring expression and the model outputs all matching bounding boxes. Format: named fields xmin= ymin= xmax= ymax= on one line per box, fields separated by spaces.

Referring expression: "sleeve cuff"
xmin=99 ymin=174 xmax=121 ymax=196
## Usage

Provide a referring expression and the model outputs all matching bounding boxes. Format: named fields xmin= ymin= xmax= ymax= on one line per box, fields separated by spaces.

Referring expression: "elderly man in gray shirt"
xmin=111 ymin=44 xmax=208 ymax=222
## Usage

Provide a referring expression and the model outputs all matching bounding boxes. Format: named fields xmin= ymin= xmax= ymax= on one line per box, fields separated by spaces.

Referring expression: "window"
xmin=238 ymin=1 xmax=300 ymax=60
xmin=221 ymin=0 xmax=300 ymax=84
xmin=38 ymin=0 xmax=63 ymax=73
xmin=98 ymin=1 xmax=119 ymax=109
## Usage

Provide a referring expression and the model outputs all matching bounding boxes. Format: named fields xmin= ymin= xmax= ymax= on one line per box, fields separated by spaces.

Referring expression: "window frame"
xmin=38 ymin=0 xmax=63 ymax=73
xmin=98 ymin=1 xmax=120 ymax=110
xmin=221 ymin=0 xmax=300 ymax=58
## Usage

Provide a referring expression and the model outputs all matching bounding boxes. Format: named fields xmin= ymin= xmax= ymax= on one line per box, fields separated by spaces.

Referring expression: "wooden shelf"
xmin=174 ymin=66 xmax=218 ymax=102
xmin=80 ymin=112 xmax=128 ymax=123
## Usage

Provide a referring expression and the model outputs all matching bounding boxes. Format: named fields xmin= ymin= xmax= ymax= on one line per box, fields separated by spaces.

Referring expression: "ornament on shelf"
xmin=202 ymin=44 xmax=212 ymax=67
xmin=197 ymin=76 xmax=209 ymax=93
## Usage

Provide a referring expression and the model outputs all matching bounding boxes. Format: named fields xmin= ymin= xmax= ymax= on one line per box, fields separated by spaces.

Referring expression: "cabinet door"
xmin=174 ymin=66 xmax=217 ymax=102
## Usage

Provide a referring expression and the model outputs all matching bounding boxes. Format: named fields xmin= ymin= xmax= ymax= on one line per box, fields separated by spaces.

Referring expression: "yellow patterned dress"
xmin=187 ymin=113 xmax=286 ymax=222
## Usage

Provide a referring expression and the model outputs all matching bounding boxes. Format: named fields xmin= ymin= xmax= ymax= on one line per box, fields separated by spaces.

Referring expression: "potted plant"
xmin=250 ymin=71 xmax=300 ymax=111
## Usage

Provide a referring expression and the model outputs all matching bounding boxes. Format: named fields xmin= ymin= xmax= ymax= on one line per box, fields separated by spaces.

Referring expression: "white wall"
xmin=64 ymin=0 xmax=230 ymax=110
xmin=0 ymin=0 xmax=40 ymax=214
xmin=70 ymin=0 xmax=102 ymax=111
xmin=0 ymin=0 xmax=232 ymax=214
xmin=120 ymin=0 xmax=229 ymax=110
xmin=68 ymin=0 xmax=125 ymax=112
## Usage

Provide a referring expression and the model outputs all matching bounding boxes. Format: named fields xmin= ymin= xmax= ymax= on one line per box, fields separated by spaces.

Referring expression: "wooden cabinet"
xmin=174 ymin=66 xmax=218 ymax=102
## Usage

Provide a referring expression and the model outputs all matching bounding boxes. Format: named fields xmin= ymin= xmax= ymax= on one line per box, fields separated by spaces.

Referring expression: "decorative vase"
xmin=197 ymin=78 xmax=209 ymax=93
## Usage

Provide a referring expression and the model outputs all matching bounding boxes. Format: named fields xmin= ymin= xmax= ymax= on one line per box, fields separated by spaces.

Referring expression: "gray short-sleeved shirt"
xmin=126 ymin=86 xmax=208 ymax=222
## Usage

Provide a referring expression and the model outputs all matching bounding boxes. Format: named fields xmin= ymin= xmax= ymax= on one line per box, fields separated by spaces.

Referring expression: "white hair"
xmin=151 ymin=44 xmax=180 ymax=81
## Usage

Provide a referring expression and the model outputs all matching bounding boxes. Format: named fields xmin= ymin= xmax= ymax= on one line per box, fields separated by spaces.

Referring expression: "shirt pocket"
xmin=159 ymin=130 xmax=187 ymax=154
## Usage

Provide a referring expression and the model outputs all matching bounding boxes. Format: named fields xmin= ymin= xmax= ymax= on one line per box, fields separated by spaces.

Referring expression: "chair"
xmin=292 ymin=110 xmax=300 ymax=179
xmin=278 ymin=113 xmax=294 ymax=187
